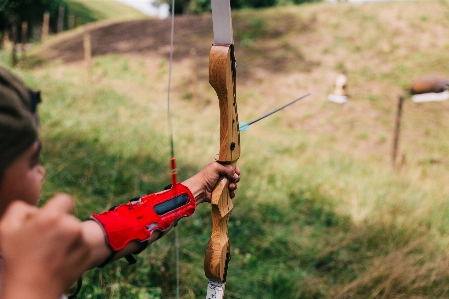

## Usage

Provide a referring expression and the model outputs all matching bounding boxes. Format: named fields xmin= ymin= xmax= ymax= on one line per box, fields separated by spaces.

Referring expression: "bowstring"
xmin=166 ymin=0 xmax=180 ymax=298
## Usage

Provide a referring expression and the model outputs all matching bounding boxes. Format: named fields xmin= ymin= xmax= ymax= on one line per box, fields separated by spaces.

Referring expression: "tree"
xmin=162 ymin=0 xmax=320 ymax=14
xmin=0 ymin=0 xmax=66 ymax=38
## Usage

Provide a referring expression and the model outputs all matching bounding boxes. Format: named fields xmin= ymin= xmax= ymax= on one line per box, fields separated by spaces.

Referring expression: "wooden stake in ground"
xmin=21 ymin=21 xmax=27 ymax=58
xmin=11 ymin=24 xmax=17 ymax=66
xmin=68 ymin=14 xmax=75 ymax=30
xmin=2 ymin=30 xmax=11 ymax=51
xmin=83 ymin=33 xmax=92 ymax=85
xmin=57 ymin=5 xmax=65 ymax=33
xmin=190 ymin=48 xmax=197 ymax=105
xmin=392 ymin=96 xmax=404 ymax=168
xmin=42 ymin=12 xmax=50 ymax=44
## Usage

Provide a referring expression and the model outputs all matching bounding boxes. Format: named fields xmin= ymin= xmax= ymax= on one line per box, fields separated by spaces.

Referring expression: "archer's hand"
xmin=182 ymin=160 xmax=240 ymax=204
xmin=0 ymin=194 xmax=92 ymax=299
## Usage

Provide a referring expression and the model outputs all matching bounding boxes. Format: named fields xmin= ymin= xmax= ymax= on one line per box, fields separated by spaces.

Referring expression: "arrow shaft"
xmin=245 ymin=93 xmax=310 ymax=127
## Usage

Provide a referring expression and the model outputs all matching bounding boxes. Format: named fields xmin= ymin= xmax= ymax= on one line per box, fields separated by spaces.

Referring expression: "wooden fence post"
xmin=76 ymin=17 xmax=83 ymax=28
xmin=11 ymin=24 xmax=18 ymax=66
xmin=21 ymin=21 xmax=27 ymax=58
xmin=190 ymin=48 xmax=197 ymax=105
xmin=1 ymin=31 xmax=9 ymax=50
xmin=57 ymin=5 xmax=65 ymax=33
xmin=392 ymin=96 xmax=404 ymax=168
xmin=68 ymin=14 xmax=75 ymax=30
xmin=83 ymin=33 xmax=92 ymax=85
xmin=42 ymin=12 xmax=50 ymax=44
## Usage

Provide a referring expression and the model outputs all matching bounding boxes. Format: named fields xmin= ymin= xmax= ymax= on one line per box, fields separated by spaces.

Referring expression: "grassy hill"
xmin=3 ymin=1 xmax=449 ymax=298
xmin=67 ymin=0 xmax=148 ymax=24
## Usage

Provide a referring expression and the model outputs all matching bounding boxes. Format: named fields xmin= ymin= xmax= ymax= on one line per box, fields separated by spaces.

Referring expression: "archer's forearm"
xmin=81 ymin=220 xmax=161 ymax=268
xmin=84 ymin=183 xmax=195 ymax=268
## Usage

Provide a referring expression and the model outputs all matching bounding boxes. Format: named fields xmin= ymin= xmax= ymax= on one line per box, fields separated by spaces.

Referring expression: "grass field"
xmin=67 ymin=0 xmax=148 ymax=24
xmin=2 ymin=1 xmax=449 ymax=298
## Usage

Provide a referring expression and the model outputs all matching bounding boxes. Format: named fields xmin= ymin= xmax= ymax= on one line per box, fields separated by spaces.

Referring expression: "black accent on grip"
xmin=223 ymin=251 xmax=231 ymax=283
xmin=154 ymin=194 xmax=189 ymax=215
xmin=230 ymin=44 xmax=236 ymax=78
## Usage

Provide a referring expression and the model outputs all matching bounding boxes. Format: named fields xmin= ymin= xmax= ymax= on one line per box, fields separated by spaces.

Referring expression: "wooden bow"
xmin=204 ymin=1 xmax=239 ymax=298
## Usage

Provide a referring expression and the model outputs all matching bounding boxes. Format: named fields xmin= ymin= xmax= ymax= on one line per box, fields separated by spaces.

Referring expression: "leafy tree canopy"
xmin=0 ymin=0 xmax=66 ymax=33
xmin=162 ymin=0 xmax=321 ymax=14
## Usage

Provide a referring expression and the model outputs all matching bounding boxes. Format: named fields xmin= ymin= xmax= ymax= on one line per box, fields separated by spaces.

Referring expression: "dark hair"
xmin=0 ymin=67 xmax=40 ymax=179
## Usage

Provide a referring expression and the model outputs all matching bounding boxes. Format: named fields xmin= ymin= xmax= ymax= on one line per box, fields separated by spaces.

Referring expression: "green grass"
xmin=2 ymin=1 xmax=449 ymax=298
xmin=67 ymin=0 xmax=148 ymax=24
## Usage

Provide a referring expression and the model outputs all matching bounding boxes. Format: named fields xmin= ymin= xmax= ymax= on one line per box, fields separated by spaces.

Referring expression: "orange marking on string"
xmin=171 ymin=157 xmax=177 ymax=186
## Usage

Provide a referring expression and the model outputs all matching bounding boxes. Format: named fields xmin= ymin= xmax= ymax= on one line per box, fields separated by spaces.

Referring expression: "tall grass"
xmin=2 ymin=1 xmax=449 ymax=297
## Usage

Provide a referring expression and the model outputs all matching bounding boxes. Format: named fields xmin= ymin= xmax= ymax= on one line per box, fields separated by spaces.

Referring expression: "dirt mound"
xmin=37 ymin=14 xmax=214 ymax=64
xmin=33 ymin=10 xmax=318 ymax=81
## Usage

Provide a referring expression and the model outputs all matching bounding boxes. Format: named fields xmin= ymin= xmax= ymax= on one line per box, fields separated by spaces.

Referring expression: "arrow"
xmin=239 ymin=92 xmax=311 ymax=132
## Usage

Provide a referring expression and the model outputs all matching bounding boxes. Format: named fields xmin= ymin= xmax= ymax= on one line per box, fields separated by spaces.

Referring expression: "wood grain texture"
xmin=204 ymin=44 xmax=239 ymax=283
xmin=208 ymin=45 xmax=240 ymax=163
